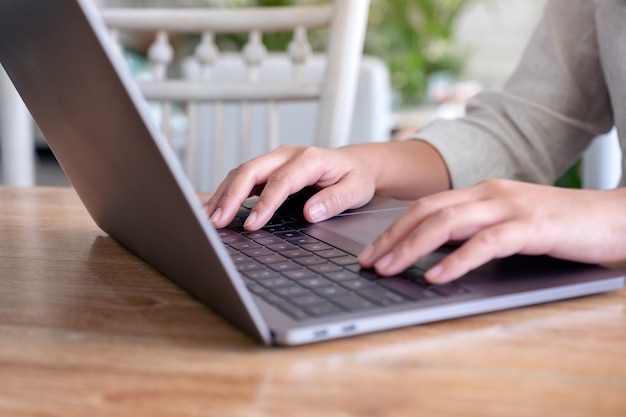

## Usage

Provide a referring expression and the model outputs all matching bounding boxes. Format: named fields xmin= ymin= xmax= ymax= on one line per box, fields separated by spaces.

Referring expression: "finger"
xmin=367 ymin=199 xmax=512 ymax=276
xmin=243 ymin=147 xmax=334 ymax=229
xmin=358 ymin=187 xmax=493 ymax=268
xmin=425 ymin=220 xmax=530 ymax=284
xmin=205 ymin=147 xmax=297 ymax=228
xmin=302 ymin=174 xmax=375 ymax=223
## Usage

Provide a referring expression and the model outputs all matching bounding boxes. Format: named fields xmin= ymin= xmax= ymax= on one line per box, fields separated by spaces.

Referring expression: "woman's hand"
xmin=205 ymin=140 xmax=451 ymax=231
xmin=204 ymin=144 xmax=378 ymax=230
xmin=358 ymin=179 xmax=626 ymax=284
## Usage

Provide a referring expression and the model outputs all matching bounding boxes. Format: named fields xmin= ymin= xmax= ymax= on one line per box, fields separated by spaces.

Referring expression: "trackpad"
xmin=317 ymin=209 xmax=403 ymax=245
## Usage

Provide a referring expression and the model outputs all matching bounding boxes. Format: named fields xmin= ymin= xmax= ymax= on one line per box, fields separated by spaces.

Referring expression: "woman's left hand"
xmin=358 ymin=179 xmax=626 ymax=283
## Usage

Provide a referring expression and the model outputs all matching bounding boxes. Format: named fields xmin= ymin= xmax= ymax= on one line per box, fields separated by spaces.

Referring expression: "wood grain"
xmin=1 ymin=186 xmax=624 ymax=417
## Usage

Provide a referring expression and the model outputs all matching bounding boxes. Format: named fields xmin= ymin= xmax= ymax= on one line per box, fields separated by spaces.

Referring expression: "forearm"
xmin=339 ymin=140 xmax=451 ymax=200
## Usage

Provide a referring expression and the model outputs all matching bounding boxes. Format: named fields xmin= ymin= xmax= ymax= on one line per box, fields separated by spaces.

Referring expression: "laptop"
xmin=0 ymin=0 xmax=623 ymax=346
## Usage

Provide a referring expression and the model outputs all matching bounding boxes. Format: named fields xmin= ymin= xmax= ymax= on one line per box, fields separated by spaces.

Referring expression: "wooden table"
xmin=1 ymin=186 xmax=625 ymax=417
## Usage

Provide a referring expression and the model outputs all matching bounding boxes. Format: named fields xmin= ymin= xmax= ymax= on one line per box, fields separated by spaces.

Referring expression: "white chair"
xmin=581 ymin=127 xmax=622 ymax=189
xmin=100 ymin=1 xmax=371 ymax=191
xmin=0 ymin=66 xmax=35 ymax=186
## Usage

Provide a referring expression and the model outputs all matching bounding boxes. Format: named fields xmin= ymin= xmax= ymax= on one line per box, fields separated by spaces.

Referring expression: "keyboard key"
xmin=255 ymin=237 xmax=286 ymax=246
xmin=230 ymin=254 xmax=248 ymax=263
xmin=230 ymin=241 xmax=262 ymax=251
xmin=287 ymin=236 xmax=319 ymax=245
xmin=275 ymin=230 xmax=306 ymax=239
xmin=431 ymin=283 xmax=469 ymax=297
xmin=345 ymin=264 xmax=364 ymax=273
xmin=313 ymin=285 xmax=351 ymax=298
xmin=253 ymin=254 xmax=287 ymax=264
xmin=258 ymin=277 xmax=292 ymax=289
xmin=268 ymin=261 xmax=301 ymax=273
xmin=399 ymin=267 xmax=429 ymax=287
xmin=265 ymin=216 xmax=300 ymax=227
xmin=283 ymin=269 xmax=317 ymax=280
xmin=332 ymin=294 xmax=376 ymax=312
xmin=227 ymin=217 xmax=245 ymax=229
xmin=244 ymin=269 xmax=276 ymax=281
xmin=330 ymin=255 xmax=359 ymax=266
xmin=261 ymin=292 xmax=285 ymax=306
xmin=220 ymin=235 xmax=249 ymax=244
xmin=218 ymin=229 xmax=239 ymax=238
xmin=267 ymin=242 xmax=299 ymax=252
xmin=289 ymin=294 xmax=326 ymax=308
xmin=242 ymin=230 xmax=275 ymax=240
xmin=306 ymin=302 xmax=344 ymax=317
xmin=241 ymin=248 xmax=274 ymax=257
xmin=300 ymin=242 xmax=333 ymax=252
xmin=225 ymin=247 xmax=240 ymax=256
xmin=262 ymin=224 xmax=294 ymax=232
xmin=324 ymin=271 xmax=360 ymax=282
xmin=245 ymin=281 xmax=270 ymax=296
xmin=377 ymin=277 xmax=436 ymax=301
xmin=357 ymin=269 xmax=380 ymax=280
xmin=275 ymin=303 xmax=309 ymax=321
xmin=308 ymin=263 xmax=343 ymax=274
xmin=274 ymin=284 xmax=310 ymax=298
xmin=294 ymin=255 xmax=326 ymax=266
xmin=236 ymin=260 xmax=264 ymax=273
xmin=339 ymin=278 xmax=376 ymax=291
xmin=279 ymin=249 xmax=311 ymax=259
xmin=298 ymin=277 xmax=334 ymax=289
xmin=357 ymin=287 xmax=409 ymax=307
xmin=316 ymin=249 xmax=348 ymax=259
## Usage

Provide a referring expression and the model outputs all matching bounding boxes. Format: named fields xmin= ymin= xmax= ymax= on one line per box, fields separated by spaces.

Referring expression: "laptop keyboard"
xmin=219 ymin=213 xmax=470 ymax=321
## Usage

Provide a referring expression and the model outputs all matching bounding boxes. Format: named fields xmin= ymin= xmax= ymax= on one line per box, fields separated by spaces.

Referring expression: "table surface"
xmin=1 ymin=186 xmax=625 ymax=417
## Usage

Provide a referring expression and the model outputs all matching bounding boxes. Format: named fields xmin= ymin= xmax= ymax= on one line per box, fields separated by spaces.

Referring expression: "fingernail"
xmin=244 ymin=211 xmax=258 ymax=229
xmin=210 ymin=207 xmax=222 ymax=224
xmin=308 ymin=202 xmax=328 ymax=223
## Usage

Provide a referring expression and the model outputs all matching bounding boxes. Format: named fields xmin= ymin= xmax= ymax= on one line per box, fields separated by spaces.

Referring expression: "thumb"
xmin=303 ymin=179 xmax=375 ymax=223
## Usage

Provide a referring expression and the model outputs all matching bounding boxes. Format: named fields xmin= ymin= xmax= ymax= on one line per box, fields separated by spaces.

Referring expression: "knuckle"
xmin=475 ymin=228 xmax=503 ymax=248
xmin=408 ymin=198 xmax=433 ymax=218
xmin=432 ymin=206 xmax=457 ymax=223
xmin=232 ymin=160 xmax=256 ymax=178
xmin=275 ymin=143 xmax=297 ymax=154
xmin=328 ymin=191 xmax=348 ymax=211
xmin=297 ymin=146 xmax=324 ymax=162
xmin=478 ymin=178 xmax=513 ymax=194
xmin=266 ymin=171 xmax=291 ymax=188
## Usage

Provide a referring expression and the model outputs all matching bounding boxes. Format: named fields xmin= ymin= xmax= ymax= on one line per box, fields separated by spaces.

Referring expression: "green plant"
xmin=365 ymin=0 xmax=478 ymax=107
xmin=555 ymin=160 xmax=582 ymax=188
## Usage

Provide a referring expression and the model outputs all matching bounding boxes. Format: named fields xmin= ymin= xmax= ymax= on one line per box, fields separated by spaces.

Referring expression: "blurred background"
xmin=0 ymin=0 xmax=551 ymax=187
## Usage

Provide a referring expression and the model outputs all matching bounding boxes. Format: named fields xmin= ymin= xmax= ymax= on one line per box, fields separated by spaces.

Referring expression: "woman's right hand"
xmin=204 ymin=144 xmax=378 ymax=231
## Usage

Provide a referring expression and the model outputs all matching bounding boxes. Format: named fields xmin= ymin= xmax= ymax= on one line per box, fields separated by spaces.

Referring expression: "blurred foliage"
xmin=193 ymin=0 xmax=477 ymax=107
xmin=555 ymin=160 xmax=582 ymax=188
xmin=365 ymin=0 xmax=478 ymax=107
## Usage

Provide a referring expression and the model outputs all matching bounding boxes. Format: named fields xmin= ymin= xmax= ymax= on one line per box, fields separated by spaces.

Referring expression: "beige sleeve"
xmin=414 ymin=0 xmax=613 ymax=189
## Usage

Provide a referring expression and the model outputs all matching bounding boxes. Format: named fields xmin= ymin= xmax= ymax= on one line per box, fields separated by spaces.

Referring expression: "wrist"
xmin=341 ymin=140 xmax=450 ymax=199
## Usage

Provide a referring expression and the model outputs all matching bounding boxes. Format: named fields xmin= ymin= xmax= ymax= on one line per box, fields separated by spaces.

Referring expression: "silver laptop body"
xmin=0 ymin=0 xmax=622 ymax=346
